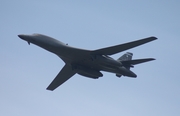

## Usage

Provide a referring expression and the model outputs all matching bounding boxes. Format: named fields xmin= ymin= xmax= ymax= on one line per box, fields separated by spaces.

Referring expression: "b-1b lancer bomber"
xmin=18 ymin=34 xmax=157 ymax=91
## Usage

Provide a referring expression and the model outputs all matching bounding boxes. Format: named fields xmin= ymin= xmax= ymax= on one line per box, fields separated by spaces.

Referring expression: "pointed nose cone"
xmin=18 ymin=34 xmax=32 ymax=45
xmin=18 ymin=34 xmax=26 ymax=40
xmin=18 ymin=34 xmax=25 ymax=40
xmin=18 ymin=34 xmax=32 ymax=42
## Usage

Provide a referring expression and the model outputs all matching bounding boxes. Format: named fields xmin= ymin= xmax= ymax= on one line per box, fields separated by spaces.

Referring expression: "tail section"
xmin=117 ymin=52 xmax=133 ymax=61
xmin=116 ymin=52 xmax=133 ymax=77
xmin=116 ymin=52 xmax=155 ymax=77
xmin=121 ymin=58 xmax=155 ymax=66
xmin=117 ymin=52 xmax=133 ymax=70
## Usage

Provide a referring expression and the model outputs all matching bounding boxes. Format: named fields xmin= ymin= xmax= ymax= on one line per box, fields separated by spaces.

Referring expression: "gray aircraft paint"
xmin=18 ymin=34 xmax=157 ymax=91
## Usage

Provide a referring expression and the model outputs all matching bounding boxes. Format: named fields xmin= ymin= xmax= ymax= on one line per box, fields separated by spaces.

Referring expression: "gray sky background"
xmin=1 ymin=0 xmax=180 ymax=116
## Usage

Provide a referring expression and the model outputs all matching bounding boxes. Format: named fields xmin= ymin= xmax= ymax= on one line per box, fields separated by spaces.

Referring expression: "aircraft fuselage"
xmin=18 ymin=34 xmax=137 ymax=78
xmin=18 ymin=33 xmax=157 ymax=90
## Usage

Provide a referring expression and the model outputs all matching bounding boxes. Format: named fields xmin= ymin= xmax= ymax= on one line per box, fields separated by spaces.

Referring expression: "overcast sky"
xmin=1 ymin=0 xmax=180 ymax=116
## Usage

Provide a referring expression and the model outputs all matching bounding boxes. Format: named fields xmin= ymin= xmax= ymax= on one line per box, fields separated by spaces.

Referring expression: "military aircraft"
xmin=18 ymin=34 xmax=157 ymax=91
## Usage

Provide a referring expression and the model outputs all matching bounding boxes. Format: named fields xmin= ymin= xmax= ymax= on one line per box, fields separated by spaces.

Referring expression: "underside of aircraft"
xmin=18 ymin=34 xmax=157 ymax=91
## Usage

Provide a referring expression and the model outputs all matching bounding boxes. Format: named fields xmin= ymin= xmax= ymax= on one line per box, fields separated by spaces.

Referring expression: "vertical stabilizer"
xmin=117 ymin=52 xmax=133 ymax=61
xmin=116 ymin=52 xmax=133 ymax=77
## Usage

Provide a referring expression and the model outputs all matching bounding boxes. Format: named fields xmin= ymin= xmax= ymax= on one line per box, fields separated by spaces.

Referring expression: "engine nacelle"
xmin=75 ymin=66 xmax=103 ymax=79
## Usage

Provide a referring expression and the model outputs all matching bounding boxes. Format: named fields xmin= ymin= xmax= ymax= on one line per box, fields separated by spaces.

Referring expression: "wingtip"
xmin=149 ymin=58 xmax=156 ymax=61
xmin=46 ymin=87 xmax=54 ymax=91
xmin=150 ymin=36 xmax=158 ymax=40
xmin=152 ymin=58 xmax=156 ymax=60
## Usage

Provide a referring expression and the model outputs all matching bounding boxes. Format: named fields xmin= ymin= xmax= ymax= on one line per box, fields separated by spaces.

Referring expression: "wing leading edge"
xmin=92 ymin=36 xmax=157 ymax=55
xmin=46 ymin=64 xmax=76 ymax=91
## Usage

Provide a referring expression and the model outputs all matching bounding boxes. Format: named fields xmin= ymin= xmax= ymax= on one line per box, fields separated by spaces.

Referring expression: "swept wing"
xmin=92 ymin=37 xmax=157 ymax=55
xmin=46 ymin=64 xmax=76 ymax=91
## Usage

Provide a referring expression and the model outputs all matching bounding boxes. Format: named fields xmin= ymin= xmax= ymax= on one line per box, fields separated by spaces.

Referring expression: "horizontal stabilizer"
xmin=92 ymin=37 xmax=157 ymax=55
xmin=122 ymin=58 xmax=155 ymax=65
